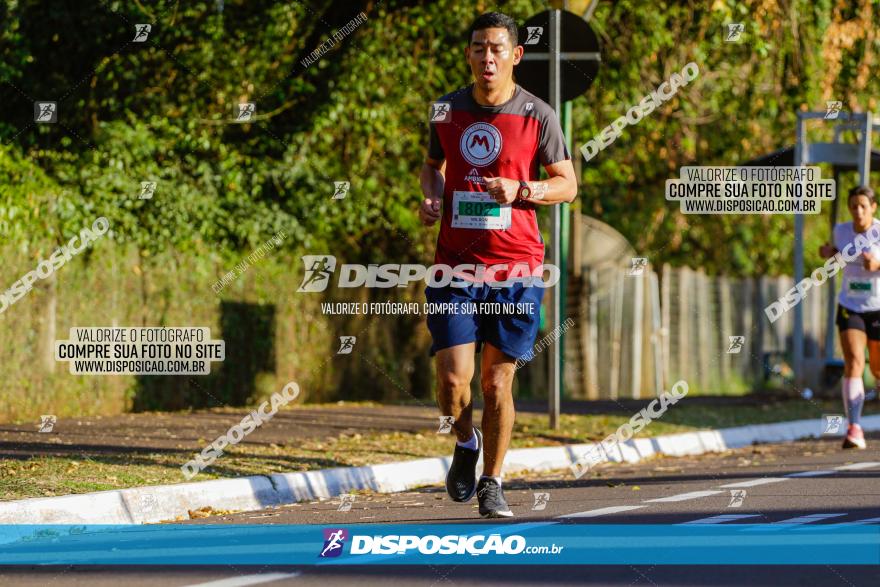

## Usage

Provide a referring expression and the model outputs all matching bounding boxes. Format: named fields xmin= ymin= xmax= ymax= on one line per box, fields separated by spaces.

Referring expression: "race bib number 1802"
xmin=451 ymin=191 xmax=511 ymax=230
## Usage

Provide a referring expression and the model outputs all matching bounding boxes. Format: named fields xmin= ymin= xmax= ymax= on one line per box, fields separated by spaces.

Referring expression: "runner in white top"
xmin=834 ymin=220 xmax=880 ymax=312
xmin=819 ymin=186 xmax=880 ymax=449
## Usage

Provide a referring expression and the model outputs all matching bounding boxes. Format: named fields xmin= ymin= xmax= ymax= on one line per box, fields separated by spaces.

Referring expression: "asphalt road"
xmin=1 ymin=432 xmax=878 ymax=586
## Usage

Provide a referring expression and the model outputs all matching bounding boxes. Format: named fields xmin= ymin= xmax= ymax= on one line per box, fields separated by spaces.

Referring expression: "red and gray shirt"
xmin=427 ymin=83 xmax=570 ymax=282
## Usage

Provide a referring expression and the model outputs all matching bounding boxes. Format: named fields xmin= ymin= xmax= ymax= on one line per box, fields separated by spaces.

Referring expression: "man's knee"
xmin=438 ymin=370 xmax=472 ymax=393
xmin=845 ymin=356 xmax=866 ymax=373
xmin=480 ymin=375 xmax=512 ymax=400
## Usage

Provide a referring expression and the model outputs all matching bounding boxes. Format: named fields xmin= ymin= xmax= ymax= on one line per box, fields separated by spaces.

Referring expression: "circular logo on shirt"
xmin=459 ymin=122 xmax=502 ymax=167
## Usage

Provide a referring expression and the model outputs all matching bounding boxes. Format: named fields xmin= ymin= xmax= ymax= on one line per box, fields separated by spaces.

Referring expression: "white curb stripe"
xmin=1 ymin=414 xmax=877 ymax=524
xmin=718 ymin=478 xmax=787 ymax=488
xmin=557 ymin=505 xmax=646 ymax=518
xmin=835 ymin=461 xmax=880 ymax=470
xmin=644 ymin=490 xmax=723 ymax=503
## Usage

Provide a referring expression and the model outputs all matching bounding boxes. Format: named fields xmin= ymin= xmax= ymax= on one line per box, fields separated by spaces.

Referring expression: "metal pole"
xmin=559 ymin=100 xmax=572 ymax=398
xmin=858 ymin=113 xmax=872 ymax=185
xmin=650 ymin=270 xmax=664 ymax=394
xmin=584 ymin=0 xmax=600 ymax=21
xmin=548 ymin=9 xmax=561 ymax=429
xmin=793 ymin=114 xmax=806 ymax=387
xmin=825 ymin=167 xmax=840 ymax=362
xmin=630 ymin=269 xmax=644 ymax=398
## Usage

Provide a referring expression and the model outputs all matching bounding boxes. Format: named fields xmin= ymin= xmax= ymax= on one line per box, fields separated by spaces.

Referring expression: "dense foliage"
xmin=1 ymin=0 xmax=878 ymax=275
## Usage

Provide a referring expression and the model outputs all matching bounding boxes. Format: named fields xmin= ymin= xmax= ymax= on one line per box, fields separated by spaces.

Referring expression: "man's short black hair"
xmin=467 ymin=12 xmax=518 ymax=47
xmin=849 ymin=185 xmax=876 ymax=203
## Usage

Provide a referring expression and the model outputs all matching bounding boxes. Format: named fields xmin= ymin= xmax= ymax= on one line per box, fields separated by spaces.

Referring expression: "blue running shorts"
xmin=424 ymin=280 xmax=545 ymax=361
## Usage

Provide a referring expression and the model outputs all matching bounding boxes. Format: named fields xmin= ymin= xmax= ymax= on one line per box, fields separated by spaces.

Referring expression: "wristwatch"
xmin=517 ymin=180 xmax=532 ymax=201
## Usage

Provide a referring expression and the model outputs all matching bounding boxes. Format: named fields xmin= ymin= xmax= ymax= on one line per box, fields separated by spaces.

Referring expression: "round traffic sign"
xmin=515 ymin=10 xmax=600 ymax=102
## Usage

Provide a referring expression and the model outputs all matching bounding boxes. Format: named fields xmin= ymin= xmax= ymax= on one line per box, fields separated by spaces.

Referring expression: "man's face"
xmin=849 ymin=195 xmax=877 ymax=226
xmin=465 ymin=27 xmax=522 ymax=92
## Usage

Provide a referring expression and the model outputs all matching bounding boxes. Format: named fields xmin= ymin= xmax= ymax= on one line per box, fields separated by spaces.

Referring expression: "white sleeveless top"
xmin=834 ymin=219 xmax=880 ymax=312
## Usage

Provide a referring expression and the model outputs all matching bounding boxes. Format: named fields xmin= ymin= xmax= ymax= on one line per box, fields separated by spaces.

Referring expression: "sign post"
xmin=516 ymin=10 xmax=599 ymax=428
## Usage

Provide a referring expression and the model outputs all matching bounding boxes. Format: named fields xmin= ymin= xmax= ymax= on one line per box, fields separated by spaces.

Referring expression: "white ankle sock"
xmin=843 ymin=377 xmax=865 ymax=426
xmin=456 ymin=428 xmax=478 ymax=450
xmin=480 ymin=475 xmax=502 ymax=487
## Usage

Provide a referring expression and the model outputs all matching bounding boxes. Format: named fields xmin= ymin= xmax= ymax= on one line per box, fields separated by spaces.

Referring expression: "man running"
xmin=419 ymin=12 xmax=577 ymax=518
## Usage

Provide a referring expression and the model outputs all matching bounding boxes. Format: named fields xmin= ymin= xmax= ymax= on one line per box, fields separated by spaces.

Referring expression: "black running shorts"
xmin=836 ymin=304 xmax=880 ymax=340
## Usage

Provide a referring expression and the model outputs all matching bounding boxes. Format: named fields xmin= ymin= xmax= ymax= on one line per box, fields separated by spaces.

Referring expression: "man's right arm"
xmin=419 ymin=157 xmax=445 ymax=226
xmin=820 ymin=225 xmax=840 ymax=258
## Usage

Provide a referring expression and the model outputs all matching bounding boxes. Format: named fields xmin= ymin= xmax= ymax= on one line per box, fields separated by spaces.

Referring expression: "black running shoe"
xmin=445 ymin=427 xmax=482 ymax=502
xmin=477 ymin=477 xmax=513 ymax=518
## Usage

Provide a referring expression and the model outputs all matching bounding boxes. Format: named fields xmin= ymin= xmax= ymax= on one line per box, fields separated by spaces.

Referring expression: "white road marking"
xmin=556 ymin=459 xmax=875 ymax=525
xmin=558 ymin=505 xmax=646 ymax=518
xmin=744 ymin=513 xmax=847 ymax=531
xmin=644 ymin=490 xmax=723 ymax=503
xmin=184 ymin=573 xmax=301 ymax=587
xmin=835 ymin=461 xmax=880 ymax=471
xmin=680 ymin=514 xmax=762 ymax=525
xmin=719 ymin=478 xmax=787 ymax=488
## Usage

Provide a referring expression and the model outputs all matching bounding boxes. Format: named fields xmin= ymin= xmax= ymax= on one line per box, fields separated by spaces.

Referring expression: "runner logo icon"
xmin=728 ymin=489 xmax=747 ymax=507
xmin=822 ymin=414 xmax=844 ymax=435
xmin=524 ymin=27 xmax=543 ymax=45
xmin=431 ymin=102 xmax=451 ymax=123
xmin=629 ymin=257 xmax=648 ymax=276
xmin=460 ymin=123 xmax=501 ymax=167
xmin=531 ymin=492 xmax=550 ymax=511
xmin=725 ymin=23 xmax=744 ymax=42
xmin=320 ymin=528 xmax=348 ymax=558
xmin=437 ymin=415 xmax=455 ymax=433
xmin=727 ymin=336 xmax=745 ymax=354
xmin=825 ymin=101 xmax=843 ymax=120
xmin=35 ymin=102 xmax=57 ymax=123
xmin=297 ymin=255 xmax=337 ymax=292
xmin=133 ymin=24 xmax=152 ymax=42
xmin=337 ymin=336 xmax=356 ymax=354
xmin=38 ymin=415 xmax=56 ymax=433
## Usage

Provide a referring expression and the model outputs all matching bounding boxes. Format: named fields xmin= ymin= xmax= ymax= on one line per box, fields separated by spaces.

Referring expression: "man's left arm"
xmin=485 ymin=160 xmax=578 ymax=206
xmin=524 ymin=159 xmax=578 ymax=205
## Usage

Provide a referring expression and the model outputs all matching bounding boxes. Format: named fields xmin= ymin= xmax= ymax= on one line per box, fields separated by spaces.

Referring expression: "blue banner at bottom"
xmin=0 ymin=523 xmax=877 ymax=565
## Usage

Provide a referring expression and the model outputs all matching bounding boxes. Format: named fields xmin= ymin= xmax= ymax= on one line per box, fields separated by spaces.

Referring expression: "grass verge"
xmin=0 ymin=399 xmax=874 ymax=501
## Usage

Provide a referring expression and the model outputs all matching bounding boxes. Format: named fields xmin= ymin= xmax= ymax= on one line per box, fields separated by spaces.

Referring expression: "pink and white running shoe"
xmin=842 ymin=424 xmax=867 ymax=450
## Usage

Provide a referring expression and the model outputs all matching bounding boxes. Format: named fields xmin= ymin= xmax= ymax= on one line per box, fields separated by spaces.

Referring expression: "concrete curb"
xmin=1 ymin=414 xmax=877 ymax=524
